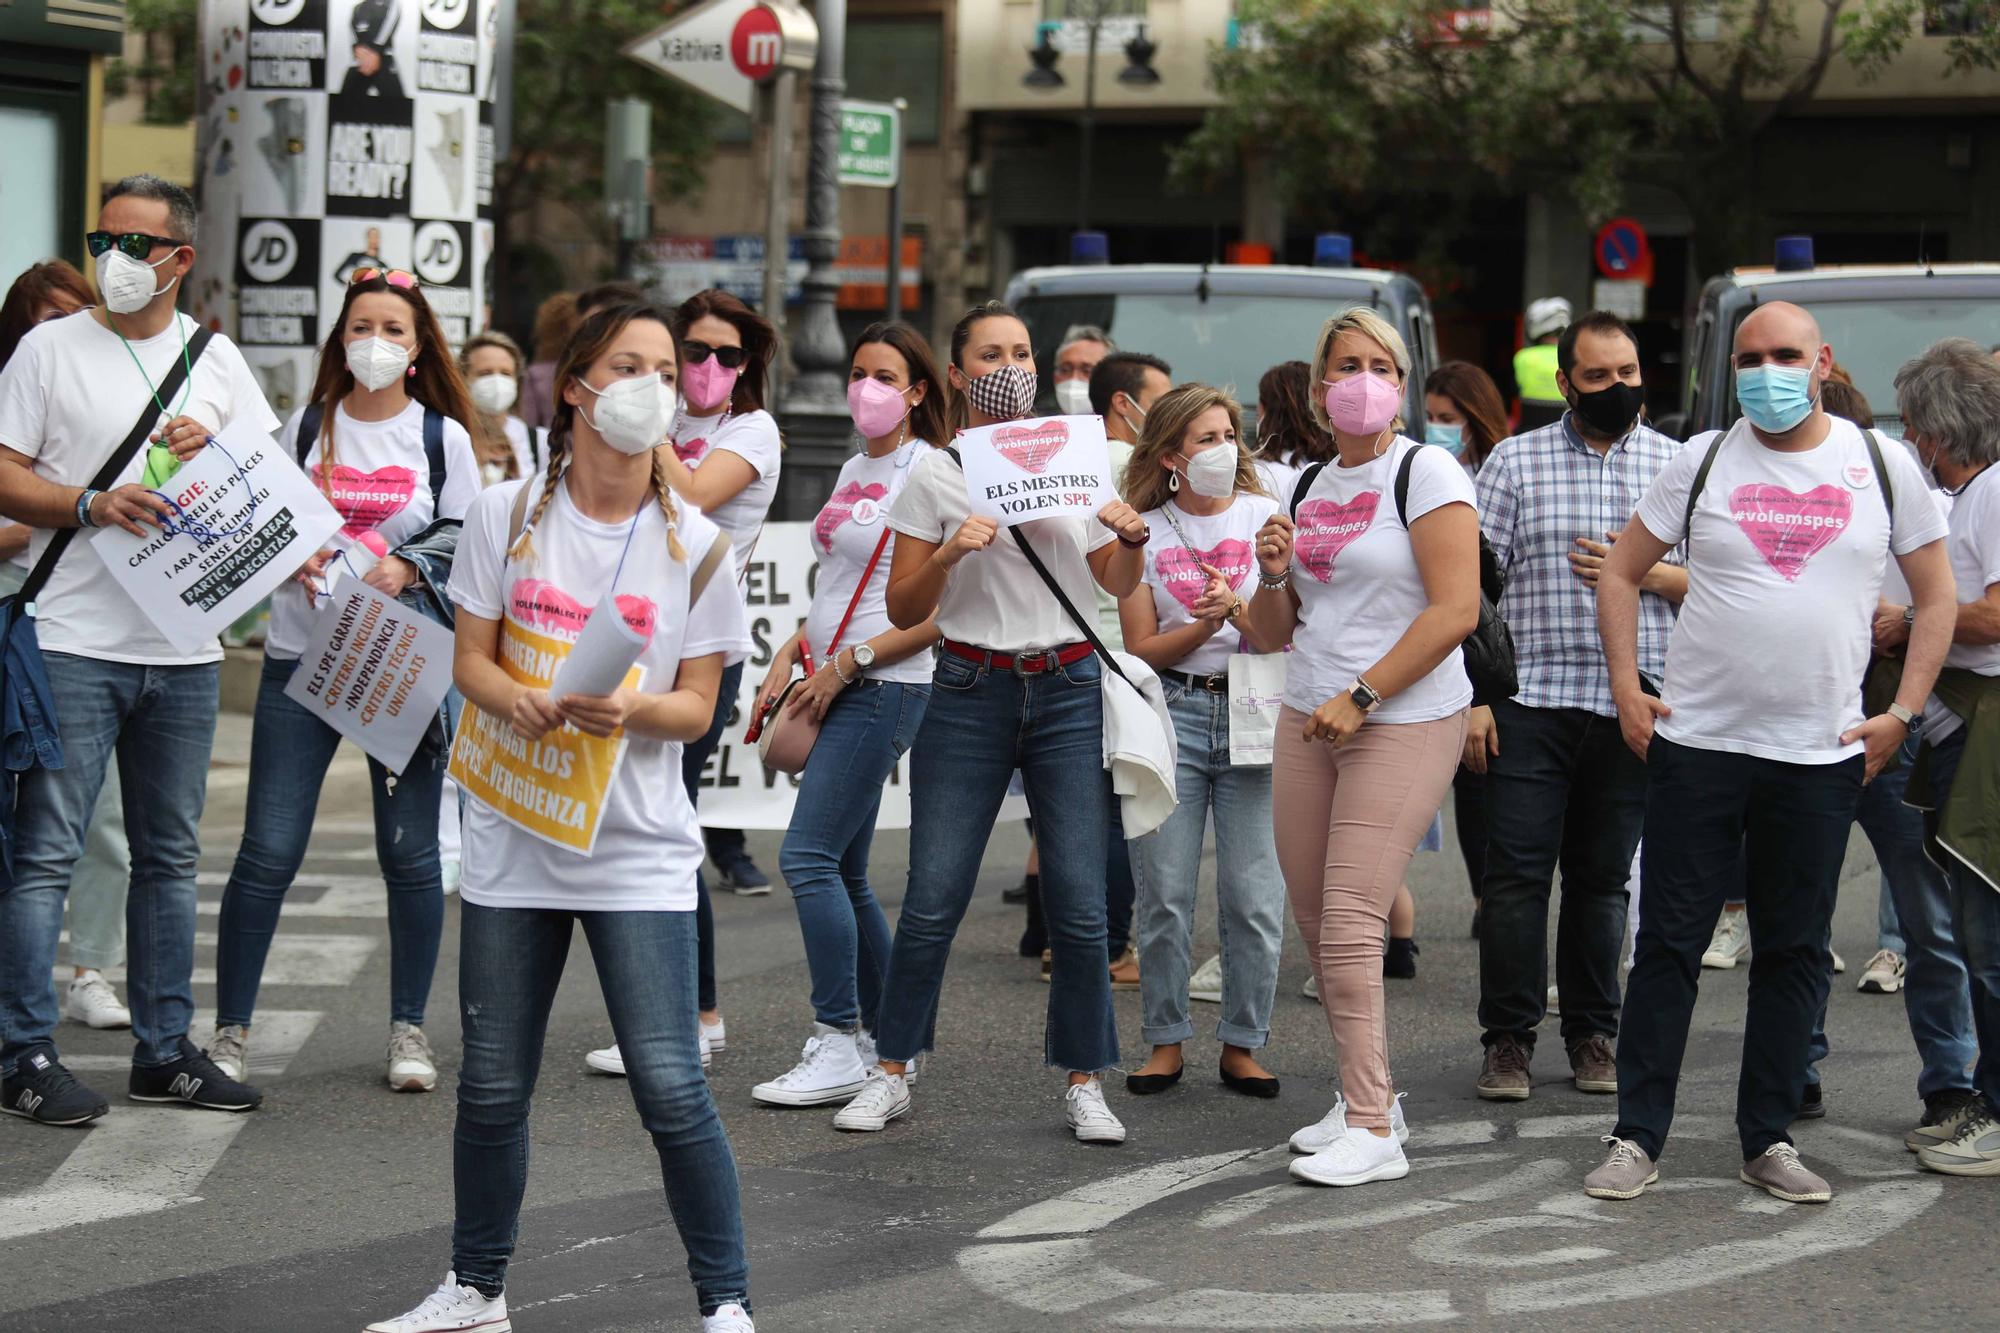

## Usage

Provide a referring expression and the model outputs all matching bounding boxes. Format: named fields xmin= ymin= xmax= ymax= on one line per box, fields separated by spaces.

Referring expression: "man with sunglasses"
xmin=0 ymin=174 xmax=278 ymax=1127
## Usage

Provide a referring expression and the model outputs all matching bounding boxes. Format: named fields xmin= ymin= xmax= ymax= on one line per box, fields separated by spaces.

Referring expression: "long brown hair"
xmin=509 ymin=301 xmax=686 ymax=563
xmin=530 ymin=291 xmax=578 ymax=362
xmin=671 ymin=287 xmax=776 ymax=416
xmin=0 ymin=259 xmax=94 ymax=374
xmin=1254 ymin=360 xmax=1332 ymax=466
xmin=1122 ymin=384 xmax=1265 ymax=514
xmin=945 ymin=299 xmax=1028 ymax=435
xmin=849 ymin=320 xmax=951 ymax=447
xmin=306 ymin=274 xmax=477 ymax=490
xmin=462 ymin=330 xmax=526 ymax=480
xmin=1423 ymin=361 xmax=1508 ymax=468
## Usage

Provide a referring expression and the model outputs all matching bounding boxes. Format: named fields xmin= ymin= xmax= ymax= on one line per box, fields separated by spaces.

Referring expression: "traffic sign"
xmin=1594 ymin=216 xmax=1654 ymax=283
xmin=623 ymin=0 xmax=818 ymax=115
xmin=838 ymin=100 xmax=901 ymax=189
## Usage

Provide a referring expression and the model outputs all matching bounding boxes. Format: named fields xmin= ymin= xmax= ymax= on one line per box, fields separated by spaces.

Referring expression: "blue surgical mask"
xmin=1736 ymin=363 xmax=1817 ymax=434
xmin=1426 ymin=421 xmax=1465 ymax=455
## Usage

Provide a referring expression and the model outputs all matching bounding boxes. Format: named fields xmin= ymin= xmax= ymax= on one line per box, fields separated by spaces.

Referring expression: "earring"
xmin=1168 ymin=469 xmax=1180 ymax=493
xmin=406 ymin=364 xmax=417 ymax=378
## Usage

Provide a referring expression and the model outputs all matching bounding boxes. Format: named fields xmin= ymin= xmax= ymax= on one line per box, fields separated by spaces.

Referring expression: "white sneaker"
xmin=388 ymin=1022 xmax=438 ymax=1093
xmin=586 ymin=1042 xmax=625 ymax=1076
xmin=1189 ymin=954 xmax=1224 ymax=1004
xmin=364 ymin=1271 xmax=510 ymax=1332
xmin=1301 ymin=970 xmax=1319 ymax=1001
xmin=1701 ymin=911 xmax=1750 ymax=969
xmin=752 ymin=1025 xmax=869 ymax=1107
xmin=854 ymin=1032 xmax=918 ymax=1084
xmin=1289 ymin=1092 xmax=1409 ymax=1154
xmin=1831 ymin=948 xmax=1847 ymax=975
xmin=1289 ymin=1123 xmax=1410 ymax=1186
xmin=441 ymin=857 xmax=461 ymax=898
xmin=701 ymin=1016 xmax=727 ymax=1052
xmin=832 ymin=1067 xmax=910 ymax=1132
xmin=703 ymin=1303 xmax=755 ymax=1332
xmin=1858 ymin=948 xmax=1906 ymax=994
xmin=1546 ymin=984 xmax=1560 ymax=1015
xmin=1064 ymin=1076 xmax=1127 ymax=1145
xmin=64 ymin=971 xmax=131 ymax=1029
xmin=207 ymin=1024 xmax=250 ymax=1082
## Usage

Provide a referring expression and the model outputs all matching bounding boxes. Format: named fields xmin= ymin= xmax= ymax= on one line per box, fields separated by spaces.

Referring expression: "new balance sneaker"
xmin=0 ymin=1045 xmax=108 ymax=1126
xmin=1857 ymin=948 xmax=1905 ymax=994
xmin=1289 ymin=1123 xmax=1409 ymax=1186
xmin=206 ymin=1024 xmax=249 ymax=1082
xmin=752 ymin=1025 xmax=869 ymax=1107
xmin=1740 ymin=1142 xmax=1832 ymax=1202
xmin=128 ymin=1036 xmax=262 ymax=1112
xmin=364 ymin=1271 xmax=510 ymax=1332
xmin=1916 ymin=1097 xmax=2000 ymax=1177
xmin=1188 ymin=954 xmax=1224 ymax=1004
xmin=701 ymin=1016 xmax=727 ymax=1053
xmin=64 ymin=970 xmax=131 ymax=1029
xmin=703 ymin=1303 xmax=755 ymax=1333
xmin=713 ymin=850 xmax=771 ymax=896
xmin=832 ymin=1067 xmax=910 ymax=1132
xmin=1289 ymin=1092 xmax=1409 ymax=1154
xmin=1906 ymin=1087 xmax=1981 ymax=1152
xmin=1583 ymin=1136 xmax=1658 ymax=1200
xmin=1064 ymin=1076 xmax=1126 ymax=1145
xmin=388 ymin=1022 xmax=438 ymax=1093
xmin=1702 ymin=910 xmax=1750 ymax=969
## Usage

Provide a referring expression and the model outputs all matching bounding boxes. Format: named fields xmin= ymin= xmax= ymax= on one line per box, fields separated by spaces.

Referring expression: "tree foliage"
xmin=107 ymin=0 xmax=199 ymax=126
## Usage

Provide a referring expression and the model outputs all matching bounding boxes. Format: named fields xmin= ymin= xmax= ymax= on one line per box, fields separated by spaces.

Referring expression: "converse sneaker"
xmin=364 ymin=1271 xmax=510 ymax=1332
xmin=1583 ymin=1136 xmax=1658 ymax=1200
xmin=1064 ymin=1076 xmax=1126 ymax=1145
xmin=128 ymin=1036 xmax=262 ymax=1112
xmin=752 ymin=1025 xmax=869 ymax=1107
xmin=701 ymin=1032 xmax=712 ymax=1070
xmin=1740 ymin=1142 xmax=1832 ymax=1202
xmin=832 ymin=1067 xmax=910 ymax=1132
xmin=701 ymin=1016 xmax=727 ymax=1053
xmin=1916 ymin=1097 xmax=2000 ymax=1177
xmin=1188 ymin=954 xmax=1223 ymax=1003
xmin=64 ymin=970 xmax=131 ymax=1029
xmin=388 ymin=1022 xmax=438 ymax=1093
xmin=854 ymin=1032 xmax=918 ymax=1084
xmin=586 ymin=1042 xmax=625 ymax=1076
xmin=703 ymin=1303 xmax=755 ymax=1333
xmin=1289 ymin=1123 xmax=1409 ymax=1186
xmin=1831 ymin=948 xmax=1846 ymax=975
xmin=0 ymin=1045 xmax=108 ymax=1126
xmin=1906 ymin=1087 xmax=1981 ymax=1152
xmin=206 ymin=1024 xmax=250 ymax=1082
xmin=1702 ymin=909 xmax=1750 ymax=968
xmin=1300 ymin=970 xmax=1319 ymax=1001
xmin=1857 ymin=948 xmax=1905 ymax=994
xmin=1289 ymin=1092 xmax=1409 ymax=1154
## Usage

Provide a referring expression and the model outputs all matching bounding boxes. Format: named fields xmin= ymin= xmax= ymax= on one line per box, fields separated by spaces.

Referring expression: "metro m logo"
xmin=743 ymin=31 xmax=780 ymax=66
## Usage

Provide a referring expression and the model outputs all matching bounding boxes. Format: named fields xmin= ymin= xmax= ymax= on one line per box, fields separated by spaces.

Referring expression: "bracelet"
xmin=76 ymin=489 xmax=100 ymax=528
xmin=832 ymin=651 xmax=856 ymax=686
xmin=1117 ymin=530 xmax=1148 ymax=549
xmin=1256 ymin=565 xmax=1291 ymax=590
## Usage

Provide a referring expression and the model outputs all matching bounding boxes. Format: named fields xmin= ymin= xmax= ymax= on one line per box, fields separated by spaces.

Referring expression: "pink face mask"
xmin=682 ymin=356 xmax=741 ymax=413
xmin=1323 ymin=371 xmax=1402 ymax=436
xmin=847 ymin=377 xmax=912 ymax=439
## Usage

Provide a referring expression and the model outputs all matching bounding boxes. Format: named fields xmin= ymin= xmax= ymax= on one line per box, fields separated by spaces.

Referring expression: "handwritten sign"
xmin=959 ymin=414 xmax=1112 ymax=528
xmin=283 ymin=576 xmax=454 ymax=772
xmin=91 ymin=417 xmax=343 ymax=655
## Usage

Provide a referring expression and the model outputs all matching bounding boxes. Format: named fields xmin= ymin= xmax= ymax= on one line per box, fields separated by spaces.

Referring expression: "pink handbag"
xmin=746 ymin=528 xmax=892 ymax=775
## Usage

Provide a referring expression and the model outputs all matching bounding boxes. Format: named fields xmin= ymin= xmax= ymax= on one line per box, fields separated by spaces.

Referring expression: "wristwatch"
xmin=851 ymin=643 xmax=877 ymax=673
xmin=1887 ymin=701 xmax=1923 ymax=733
xmin=1348 ymin=678 xmax=1383 ymax=714
xmin=1903 ymin=605 xmax=1916 ymax=628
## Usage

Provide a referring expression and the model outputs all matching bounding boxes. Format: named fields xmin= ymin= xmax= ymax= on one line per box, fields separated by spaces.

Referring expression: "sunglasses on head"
xmin=349 ymin=267 xmax=419 ymax=289
xmin=681 ymin=340 xmax=747 ymax=370
xmin=86 ymin=232 xmax=185 ymax=261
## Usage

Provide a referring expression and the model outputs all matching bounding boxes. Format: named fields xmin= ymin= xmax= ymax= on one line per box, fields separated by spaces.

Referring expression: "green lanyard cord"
xmin=114 ymin=313 xmax=195 ymax=425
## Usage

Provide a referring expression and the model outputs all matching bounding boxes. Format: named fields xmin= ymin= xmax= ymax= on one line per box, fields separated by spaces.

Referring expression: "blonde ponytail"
xmin=649 ymin=446 xmax=689 ymax=562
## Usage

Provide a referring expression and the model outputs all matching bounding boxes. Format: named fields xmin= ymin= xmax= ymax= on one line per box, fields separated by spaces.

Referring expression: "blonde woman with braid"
xmin=367 ymin=303 xmax=758 ymax=1333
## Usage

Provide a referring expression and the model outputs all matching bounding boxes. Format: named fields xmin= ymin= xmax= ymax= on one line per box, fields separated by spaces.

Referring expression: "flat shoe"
xmin=1125 ymin=1066 xmax=1183 ymax=1095
xmin=1220 ymin=1062 xmax=1280 ymax=1099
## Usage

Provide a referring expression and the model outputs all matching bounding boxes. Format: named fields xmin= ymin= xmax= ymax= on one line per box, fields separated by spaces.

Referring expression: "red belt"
xmin=941 ymin=639 xmax=1093 ymax=675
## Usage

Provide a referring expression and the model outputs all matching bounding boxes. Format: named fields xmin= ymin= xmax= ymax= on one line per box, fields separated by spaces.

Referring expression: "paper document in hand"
xmin=549 ymin=594 xmax=649 ymax=701
xmin=283 ymin=575 xmax=454 ymax=772
xmin=959 ymin=414 xmax=1112 ymax=528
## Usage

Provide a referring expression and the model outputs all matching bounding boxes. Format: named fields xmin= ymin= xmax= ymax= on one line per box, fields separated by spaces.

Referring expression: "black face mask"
xmin=1569 ymin=380 xmax=1645 ymax=437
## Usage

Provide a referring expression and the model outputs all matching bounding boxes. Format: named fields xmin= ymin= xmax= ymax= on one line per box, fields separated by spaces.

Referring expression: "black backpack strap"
xmin=19 ymin=326 xmax=215 ymax=608
xmin=1393 ymin=444 xmax=1422 ymax=529
xmin=1859 ymin=426 xmax=1895 ymax=518
xmin=294 ymin=401 xmax=325 ymax=467
xmin=1682 ymin=434 xmax=1726 ymax=544
xmin=1288 ymin=461 xmax=1327 ymax=520
xmin=423 ymin=407 xmax=447 ymax=506
xmin=529 ymin=425 xmax=544 ymax=471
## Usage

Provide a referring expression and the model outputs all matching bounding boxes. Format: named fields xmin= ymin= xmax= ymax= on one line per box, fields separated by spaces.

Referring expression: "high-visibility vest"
xmin=1514 ymin=343 xmax=1562 ymax=404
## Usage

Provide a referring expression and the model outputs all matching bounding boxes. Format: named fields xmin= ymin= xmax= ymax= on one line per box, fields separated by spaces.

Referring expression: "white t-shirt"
xmin=0 ymin=311 xmax=277 ymax=664
xmin=1880 ymin=437 xmax=1951 ymax=604
xmin=1096 ymin=435 xmax=1137 ymax=648
xmin=447 ymin=479 xmax=750 ymax=911
xmin=1254 ymin=456 xmax=1303 ymax=508
xmin=1635 ymin=416 xmax=1945 ymax=763
xmin=1284 ymin=436 xmax=1477 ymax=722
xmin=502 ymin=416 xmax=545 ymax=481
xmin=804 ymin=441 xmax=930 ymax=686
xmin=889 ymin=445 xmax=1115 ymax=653
xmin=265 ymin=400 xmax=481 ymax=659
xmin=1139 ymin=494 xmax=1273 ymax=677
xmin=673 ymin=406 xmax=781 ymax=576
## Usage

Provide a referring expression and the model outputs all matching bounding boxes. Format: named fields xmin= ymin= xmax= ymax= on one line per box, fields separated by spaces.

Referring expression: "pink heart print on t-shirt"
xmin=992 ymin=419 xmax=1069 ymax=474
xmin=814 ymin=481 xmax=890 ymax=553
xmin=510 ymin=579 xmax=659 ymax=644
xmin=1292 ymin=493 xmax=1380 ymax=582
xmin=313 ymin=464 xmax=418 ymax=538
xmin=674 ymin=437 xmax=711 ymax=465
xmin=1155 ymin=540 xmax=1254 ymax=613
xmin=1728 ymin=483 xmax=1853 ymax=582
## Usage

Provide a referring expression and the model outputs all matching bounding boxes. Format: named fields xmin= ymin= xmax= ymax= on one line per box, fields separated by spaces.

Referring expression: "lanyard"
xmin=151 ymin=432 xmax=258 ymax=546
xmin=114 ymin=314 xmax=195 ymax=425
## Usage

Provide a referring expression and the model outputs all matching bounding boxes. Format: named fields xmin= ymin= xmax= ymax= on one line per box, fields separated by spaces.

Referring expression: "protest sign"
xmin=958 ymin=414 xmax=1113 ymax=528
xmin=282 ymin=575 xmax=454 ymax=772
xmin=90 ymin=418 xmax=343 ymax=655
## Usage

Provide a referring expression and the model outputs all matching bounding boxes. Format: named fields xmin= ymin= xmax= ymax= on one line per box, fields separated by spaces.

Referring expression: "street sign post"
xmin=838 ymin=98 xmax=906 ymax=320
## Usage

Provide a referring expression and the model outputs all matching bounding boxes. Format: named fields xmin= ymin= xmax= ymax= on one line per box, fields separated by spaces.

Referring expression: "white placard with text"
xmin=958 ymin=415 xmax=1113 ymax=528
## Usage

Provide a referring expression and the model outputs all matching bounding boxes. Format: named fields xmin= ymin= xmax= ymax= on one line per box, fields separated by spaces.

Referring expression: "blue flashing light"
xmin=1070 ymin=231 xmax=1110 ymax=265
xmin=1774 ymin=235 xmax=1815 ymax=272
xmin=1314 ymin=232 xmax=1354 ymax=268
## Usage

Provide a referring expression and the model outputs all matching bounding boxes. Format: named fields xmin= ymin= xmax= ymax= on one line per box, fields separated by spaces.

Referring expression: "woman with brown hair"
xmin=1424 ymin=360 xmax=1509 ymax=476
xmin=521 ymin=290 xmax=576 ymax=430
xmin=1254 ymin=359 xmax=1336 ymax=491
xmin=460 ymin=329 xmax=544 ymax=484
xmin=0 ymin=259 xmax=94 ymax=375
xmin=208 ymin=267 xmax=480 ymax=1094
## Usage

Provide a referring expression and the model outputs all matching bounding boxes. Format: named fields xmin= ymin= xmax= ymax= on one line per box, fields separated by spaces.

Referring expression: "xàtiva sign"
xmin=622 ymin=0 xmax=819 ymax=115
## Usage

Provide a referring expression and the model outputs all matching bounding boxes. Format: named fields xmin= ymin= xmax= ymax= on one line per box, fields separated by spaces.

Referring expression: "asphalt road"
xmin=3 ymin=721 xmax=1990 ymax=1332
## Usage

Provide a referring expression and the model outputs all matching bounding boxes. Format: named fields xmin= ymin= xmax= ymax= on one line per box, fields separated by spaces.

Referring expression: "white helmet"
xmin=1525 ymin=297 xmax=1572 ymax=340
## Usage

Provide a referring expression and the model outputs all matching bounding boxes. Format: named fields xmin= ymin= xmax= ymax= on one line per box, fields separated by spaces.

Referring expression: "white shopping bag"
xmin=1227 ymin=653 xmax=1287 ymax=766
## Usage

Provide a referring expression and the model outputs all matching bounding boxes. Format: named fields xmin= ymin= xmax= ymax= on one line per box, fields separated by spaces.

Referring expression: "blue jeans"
xmin=452 ymin=901 xmax=749 ymax=1315
xmin=1921 ymin=729 xmax=2000 ymax=1109
xmin=777 ymin=679 xmax=929 ymax=1030
xmin=0 ymin=654 xmax=217 ymax=1071
xmin=214 ymin=655 xmax=445 ymax=1029
xmin=681 ymin=659 xmax=744 ymax=1013
xmin=874 ymin=651 xmax=1119 ymax=1071
xmin=1132 ymin=681 xmax=1284 ymax=1048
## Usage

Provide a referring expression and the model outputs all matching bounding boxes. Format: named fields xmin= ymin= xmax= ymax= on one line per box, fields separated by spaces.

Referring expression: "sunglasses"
xmin=349 ymin=267 xmax=419 ymax=289
xmin=86 ymin=232 xmax=186 ymax=261
xmin=681 ymin=340 xmax=747 ymax=370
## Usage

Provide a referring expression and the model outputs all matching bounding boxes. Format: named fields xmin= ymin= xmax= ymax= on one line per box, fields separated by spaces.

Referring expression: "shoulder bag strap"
xmin=1288 ymin=461 xmax=1327 ymax=520
xmin=423 ymin=407 xmax=447 ymax=507
xmin=504 ymin=477 xmax=535 ymax=550
xmin=20 ymin=326 xmax=215 ymax=608
xmin=1393 ymin=443 xmax=1422 ymax=528
xmin=1682 ymin=434 xmax=1726 ymax=544
xmin=687 ymin=529 xmax=732 ymax=606
xmin=1860 ymin=426 xmax=1895 ymax=518
xmin=820 ymin=528 xmax=893 ymax=662
xmin=294 ymin=401 xmax=326 ymax=467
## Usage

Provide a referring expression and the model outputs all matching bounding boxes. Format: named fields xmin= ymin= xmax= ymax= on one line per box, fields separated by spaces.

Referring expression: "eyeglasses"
xmin=681 ymin=340 xmax=747 ymax=370
xmin=86 ymin=232 xmax=186 ymax=261
xmin=349 ymin=267 xmax=419 ymax=289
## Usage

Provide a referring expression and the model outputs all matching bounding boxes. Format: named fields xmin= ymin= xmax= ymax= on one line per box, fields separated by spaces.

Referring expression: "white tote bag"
xmin=1227 ymin=652 xmax=1287 ymax=766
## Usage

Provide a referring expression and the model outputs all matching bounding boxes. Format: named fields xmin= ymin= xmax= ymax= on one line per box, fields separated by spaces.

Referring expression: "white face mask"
xmin=346 ymin=336 xmax=413 ymax=392
xmin=470 ymin=372 xmax=518 ymax=414
xmin=580 ymin=373 xmax=678 ymax=455
xmin=98 ymin=248 xmax=181 ymax=316
xmin=1053 ymin=379 xmax=1093 ymax=415
xmin=1179 ymin=443 xmax=1238 ymax=499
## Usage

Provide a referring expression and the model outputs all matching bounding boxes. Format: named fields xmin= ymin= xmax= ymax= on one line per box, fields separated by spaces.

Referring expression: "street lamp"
xmin=1023 ymin=6 xmax=1162 ymax=238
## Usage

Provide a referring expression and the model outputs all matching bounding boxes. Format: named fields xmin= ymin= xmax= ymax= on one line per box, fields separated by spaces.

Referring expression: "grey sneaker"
xmin=1740 ymin=1142 xmax=1832 ymax=1203
xmin=1906 ymin=1087 xmax=1981 ymax=1153
xmin=1583 ymin=1135 xmax=1658 ymax=1200
xmin=1915 ymin=1098 xmax=2000 ymax=1177
xmin=1476 ymin=1034 xmax=1532 ymax=1101
xmin=206 ymin=1024 xmax=250 ymax=1083
xmin=386 ymin=1022 xmax=437 ymax=1093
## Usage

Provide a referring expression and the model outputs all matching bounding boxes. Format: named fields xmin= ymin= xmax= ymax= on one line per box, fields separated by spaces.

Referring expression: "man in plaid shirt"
xmin=1469 ymin=311 xmax=1687 ymax=1101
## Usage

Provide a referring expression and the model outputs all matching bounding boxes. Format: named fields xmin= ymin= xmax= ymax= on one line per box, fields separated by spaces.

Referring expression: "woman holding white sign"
xmin=211 ymin=268 xmax=480 ymax=1096
xmin=746 ymin=322 xmax=946 ymax=1108
xmin=367 ymin=302 xmax=757 ymax=1333
xmin=1116 ymin=384 xmax=1288 ymax=1099
xmin=829 ymin=301 xmax=1152 ymax=1146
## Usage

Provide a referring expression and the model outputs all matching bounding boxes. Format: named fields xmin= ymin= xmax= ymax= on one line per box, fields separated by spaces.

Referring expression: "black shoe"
xmin=1126 ymin=1065 xmax=1183 ymax=1095
xmin=1794 ymin=1083 xmax=1826 ymax=1121
xmin=1003 ymin=874 xmax=1038 ymax=905
xmin=1018 ymin=927 xmax=1048 ymax=959
xmin=128 ymin=1036 xmax=262 ymax=1112
xmin=1 ymin=1045 xmax=109 ymax=1126
xmin=713 ymin=849 xmax=772 ymax=895
xmin=1469 ymin=901 xmax=1482 ymax=938
xmin=1219 ymin=1061 xmax=1280 ymax=1099
xmin=1384 ymin=937 xmax=1419 ymax=979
